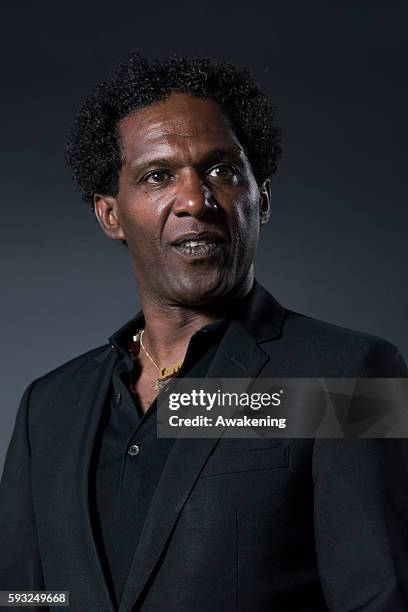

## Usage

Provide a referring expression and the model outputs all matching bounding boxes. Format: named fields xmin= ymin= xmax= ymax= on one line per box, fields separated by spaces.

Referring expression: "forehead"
xmin=119 ymin=93 xmax=242 ymax=164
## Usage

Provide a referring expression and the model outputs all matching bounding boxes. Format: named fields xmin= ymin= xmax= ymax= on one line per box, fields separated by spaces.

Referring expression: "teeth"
xmin=181 ymin=240 xmax=212 ymax=247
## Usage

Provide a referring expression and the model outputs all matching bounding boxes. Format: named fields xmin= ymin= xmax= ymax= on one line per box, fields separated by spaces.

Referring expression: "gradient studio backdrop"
xmin=1 ymin=1 xmax=407 ymax=470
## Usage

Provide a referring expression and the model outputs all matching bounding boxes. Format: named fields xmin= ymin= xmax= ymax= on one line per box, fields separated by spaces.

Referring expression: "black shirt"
xmin=89 ymin=316 xmax=229 ymax=608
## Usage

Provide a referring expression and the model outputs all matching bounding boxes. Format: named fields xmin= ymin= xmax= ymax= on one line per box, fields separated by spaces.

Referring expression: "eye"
xmin=143 ymin=170 xmax=173 ymax=184
xmin=207 ymin=164 xmax=237 ymax=180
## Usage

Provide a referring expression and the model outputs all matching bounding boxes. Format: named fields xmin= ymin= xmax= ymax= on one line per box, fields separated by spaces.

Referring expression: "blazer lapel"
xmin=119 ymin=317 xmax=275 ymax=612
xmin=57 ymin=347 xmax=119 ymax=611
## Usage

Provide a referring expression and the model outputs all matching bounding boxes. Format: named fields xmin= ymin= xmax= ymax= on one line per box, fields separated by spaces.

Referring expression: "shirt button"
xmin=127 ymin=444 xmax=140 ymax=457
xmin=115 ymin=391 xmax=122 ymax=404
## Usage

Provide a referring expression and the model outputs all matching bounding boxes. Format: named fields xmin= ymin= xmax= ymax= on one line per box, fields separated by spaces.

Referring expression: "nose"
xmin=172 ymin=170 xmax=217 ymax=218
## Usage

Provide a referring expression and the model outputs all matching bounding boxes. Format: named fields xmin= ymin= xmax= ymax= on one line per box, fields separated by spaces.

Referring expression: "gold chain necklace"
xmin=133 ymin=329 xmax=183 ymax=391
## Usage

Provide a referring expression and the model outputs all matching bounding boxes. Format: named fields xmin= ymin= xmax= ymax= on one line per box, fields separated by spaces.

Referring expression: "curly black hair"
xmin=66 ymin=53 xmax=282 ymax=207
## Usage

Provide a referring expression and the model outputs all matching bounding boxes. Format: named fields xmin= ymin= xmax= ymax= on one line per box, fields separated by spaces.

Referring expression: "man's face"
xmin=94 ymin=93 xmax=270 ymax=307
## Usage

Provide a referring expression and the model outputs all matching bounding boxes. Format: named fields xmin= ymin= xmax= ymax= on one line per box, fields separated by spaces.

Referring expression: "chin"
xmin=171 ymin=275 xmax=230 ymax=307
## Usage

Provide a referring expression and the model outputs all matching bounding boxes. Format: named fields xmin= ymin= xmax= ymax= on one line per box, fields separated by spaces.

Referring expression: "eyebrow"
xmin=129 ymin=146 xmax=245 ymax=174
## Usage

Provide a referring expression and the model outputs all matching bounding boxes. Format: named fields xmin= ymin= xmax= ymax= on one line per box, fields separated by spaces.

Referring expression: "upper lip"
xmin=171 ymin=231 xmax=224 ymax=246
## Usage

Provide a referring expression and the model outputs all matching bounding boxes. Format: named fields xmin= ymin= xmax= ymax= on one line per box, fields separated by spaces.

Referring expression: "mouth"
xmin=171 ymin=232 xmax=224 ymax=259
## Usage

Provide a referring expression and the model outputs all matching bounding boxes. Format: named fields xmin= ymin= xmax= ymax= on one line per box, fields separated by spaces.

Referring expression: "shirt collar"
xmin=108 ymin=311 xmax=229 ymax=355
xmin=108 ymin=279 xmax=285 ymax=352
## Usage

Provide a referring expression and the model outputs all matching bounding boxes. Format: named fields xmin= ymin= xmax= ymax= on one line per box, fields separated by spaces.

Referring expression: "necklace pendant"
xmin=155 ymin=378 xmax=170 ymax=392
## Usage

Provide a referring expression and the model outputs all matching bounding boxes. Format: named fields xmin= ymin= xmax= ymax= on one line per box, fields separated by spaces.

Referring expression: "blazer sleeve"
xmin=0 ymin=380 xmax=45 ymax=596
xmin=313 ymin=340 xmax=408 ymax=611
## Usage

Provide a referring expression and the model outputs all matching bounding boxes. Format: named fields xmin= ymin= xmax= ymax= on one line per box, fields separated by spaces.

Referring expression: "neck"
xmin=137 ymin=277 xmax=253 ymax=367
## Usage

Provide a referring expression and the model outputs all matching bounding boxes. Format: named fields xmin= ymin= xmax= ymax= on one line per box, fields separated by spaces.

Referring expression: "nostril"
xmin=173 ymin=192 xmax=215 ymax=218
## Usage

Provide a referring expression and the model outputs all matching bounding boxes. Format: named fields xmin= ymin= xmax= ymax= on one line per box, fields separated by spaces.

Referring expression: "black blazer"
xmin=1 ymin=281 xmax=407 ymax=612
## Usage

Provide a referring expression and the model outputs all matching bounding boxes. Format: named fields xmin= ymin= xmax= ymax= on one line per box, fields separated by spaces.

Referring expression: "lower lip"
xmin=172 ymin=242 xmax=220 ymax=258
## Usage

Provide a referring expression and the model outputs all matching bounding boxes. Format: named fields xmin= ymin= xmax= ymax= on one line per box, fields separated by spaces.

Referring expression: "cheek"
xmin=117 ymin=196 xmax=165 ymax=249
xmin=231 ymin=191 xmax=260 ymax=249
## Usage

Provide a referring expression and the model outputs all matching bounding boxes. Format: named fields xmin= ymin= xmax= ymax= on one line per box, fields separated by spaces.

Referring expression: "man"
xmin=1 ymin=54 xmax=407 ymax=611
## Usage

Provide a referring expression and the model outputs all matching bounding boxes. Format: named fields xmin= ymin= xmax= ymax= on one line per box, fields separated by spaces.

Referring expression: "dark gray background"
xmin=1 ymin=1 xmax=407 ymax=469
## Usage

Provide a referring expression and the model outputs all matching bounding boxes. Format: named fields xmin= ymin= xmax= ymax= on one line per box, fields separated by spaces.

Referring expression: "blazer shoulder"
xmin=278 ymin=309 xmax=407 ymax=376
xmin=284 ymin=309 xmax=389 ymax=347
xmin=31 ymin=343 xmax=113 ymax=393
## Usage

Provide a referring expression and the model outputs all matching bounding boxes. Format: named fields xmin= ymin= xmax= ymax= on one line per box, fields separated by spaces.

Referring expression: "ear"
xmin=93 ymin=194 xmax=126 ymax=242
xmin=259 ymin=179 xmax=271 ymax=226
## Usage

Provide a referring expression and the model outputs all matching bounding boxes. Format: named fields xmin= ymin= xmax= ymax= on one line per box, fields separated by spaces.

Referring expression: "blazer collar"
xmin=236 ymin=279 xmax=286 ymax=343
